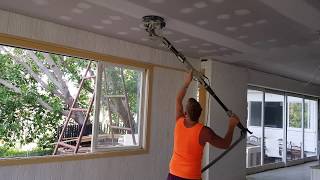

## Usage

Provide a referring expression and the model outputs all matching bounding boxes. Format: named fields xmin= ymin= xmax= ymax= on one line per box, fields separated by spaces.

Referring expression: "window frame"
xmin=92 ymin=61 xmax=148 ymax=152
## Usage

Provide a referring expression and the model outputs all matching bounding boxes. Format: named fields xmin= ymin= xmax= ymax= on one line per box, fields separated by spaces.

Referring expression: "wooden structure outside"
xmin=105 ymin=67 xmax=136 ymax=145
xmin=53 ymin=61 xmax=95 ymax=155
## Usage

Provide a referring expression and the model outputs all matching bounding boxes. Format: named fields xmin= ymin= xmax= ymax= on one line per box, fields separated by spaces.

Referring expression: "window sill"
xmin=0 ymin=147 xmax=148 ymax=167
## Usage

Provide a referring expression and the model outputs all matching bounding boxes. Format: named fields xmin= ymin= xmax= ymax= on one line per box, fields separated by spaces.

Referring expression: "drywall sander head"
xmin=142 ymin=15 xmax=166 ymax=37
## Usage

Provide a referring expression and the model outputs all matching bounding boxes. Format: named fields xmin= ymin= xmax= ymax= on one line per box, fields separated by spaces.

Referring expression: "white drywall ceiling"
xmin=0 ymin=0 xmax=319 ymax=85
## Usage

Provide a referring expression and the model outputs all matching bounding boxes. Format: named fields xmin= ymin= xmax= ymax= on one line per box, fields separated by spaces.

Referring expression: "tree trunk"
xmin=103 ymin=69 xmax=135 ymax=133
xmin=109 ymin=98 xmax=134 ymax=132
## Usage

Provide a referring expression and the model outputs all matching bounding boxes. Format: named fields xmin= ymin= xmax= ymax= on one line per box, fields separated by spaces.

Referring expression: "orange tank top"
xmin=169 ymin=117 xmax=204 ymax=179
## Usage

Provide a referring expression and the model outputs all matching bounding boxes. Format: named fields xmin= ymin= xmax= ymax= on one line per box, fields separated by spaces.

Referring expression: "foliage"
xmin=0 ymin=46 xmax=93 ymax=150
xmin=289 ymin=102 xmax=309 ymax=128
xmin=0 ymin=45 xmax=140 ymax=157
xmin=289 ymin=103 xmax=302 ymax=128
xmin=124 ymin=69 xmax=140 ymax=114
xmin=100 ymin=66 xmax=141 ymax=134
xmin=105 ymin=66 xmax=140 ymax=114
xmin=0 ymin=146 xmax=52 ymax=158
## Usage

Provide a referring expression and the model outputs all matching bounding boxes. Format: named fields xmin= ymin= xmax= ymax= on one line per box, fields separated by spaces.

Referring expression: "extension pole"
xmin=159 ymin=36 xmax=252 ymax=173
xmin=142 ymin=15 xmax=252 ymax=173
xmin=160 ymin=36 xmax=252 ymax=134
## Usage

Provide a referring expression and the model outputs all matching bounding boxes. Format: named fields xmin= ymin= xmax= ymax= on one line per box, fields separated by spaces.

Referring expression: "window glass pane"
xmin=304 ymin=99 xmax=318 ymax=157
xmin=265 ymin=102 xmax=283 ymax=128
xmin=96 ymin=63 xmax=143 ymax=149
xmin=250 ymin=102 xmax=262 ymax=126
xmin=287 ymin=96 xmax=303 ymax=161
xmin=0 ymin=45 xmax=96 ymax=157
xmin=264 ymin=93 xmax=284 ymax=164
xmin=246 ymin=89 xmax=262 ymax=168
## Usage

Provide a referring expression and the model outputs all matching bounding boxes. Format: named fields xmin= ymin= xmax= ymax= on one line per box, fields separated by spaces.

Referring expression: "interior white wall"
xmin=203 ymin=60 xmax=248 ymax=180
xmin=0 ymin=9 xmax=199 ymax=180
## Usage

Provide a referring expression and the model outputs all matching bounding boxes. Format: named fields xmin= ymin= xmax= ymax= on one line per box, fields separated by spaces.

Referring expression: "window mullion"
xmin=302 ymin=98 xmax=305 ymax=158
xmin=261 ymin=91 xmax=265 ymax=165
xmin=91 ymin=62 xmax=103 ymax=152
xmin=283 ymin=93 xmax=287 ymax=164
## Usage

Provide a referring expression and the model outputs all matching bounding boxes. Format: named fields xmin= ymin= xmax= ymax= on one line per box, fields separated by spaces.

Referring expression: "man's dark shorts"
xmin=167 ymin=173 xmax=199 ymax=180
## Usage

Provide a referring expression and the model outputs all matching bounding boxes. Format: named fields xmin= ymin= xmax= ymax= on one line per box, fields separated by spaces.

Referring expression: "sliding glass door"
xmin=246 ymin=87 xmax=319 ymax=169
xmin=264 ymin=92 xmax=284 ymax=164
xmin=246 ymin=90 xmax=263 ymax=167
xmin=304 ymin=99 xmax=318 ymax=157
xmin=287 ymin=96 xmax=303 ymax=161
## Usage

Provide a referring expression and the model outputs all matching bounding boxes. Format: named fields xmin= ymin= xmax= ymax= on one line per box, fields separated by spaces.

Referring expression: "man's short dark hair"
xmin=186 ymin=98 xmax=202 ymax=122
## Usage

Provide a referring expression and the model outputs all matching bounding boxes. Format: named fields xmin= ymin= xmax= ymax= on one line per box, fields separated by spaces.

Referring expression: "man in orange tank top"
xmin=168 ymin=71 xmax=240 ymax=180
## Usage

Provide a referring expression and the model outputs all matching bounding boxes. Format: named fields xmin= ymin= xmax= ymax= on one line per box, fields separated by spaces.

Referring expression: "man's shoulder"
xmin=200 ymin=126 xmax=213 ymax=136
xmin=176 ymin=116 xmax=185 ymax=122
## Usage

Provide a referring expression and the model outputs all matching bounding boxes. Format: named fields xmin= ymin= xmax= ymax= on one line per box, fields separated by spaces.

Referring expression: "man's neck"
xmin=184 ymin=118 xmax=197 ymax=128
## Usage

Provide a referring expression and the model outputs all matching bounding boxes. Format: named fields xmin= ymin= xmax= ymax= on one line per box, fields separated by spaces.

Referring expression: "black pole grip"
xmin=237 ymin=122 xmax=252 ymax=134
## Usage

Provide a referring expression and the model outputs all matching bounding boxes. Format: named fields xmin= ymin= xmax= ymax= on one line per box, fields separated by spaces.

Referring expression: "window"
xmin=264 ymin=93 xmax=284 ymax=164
xmin=249 ymin=102 xmax=262 ymax=126
xmin=287 ymin=96 xmax=303 ymax=161
xmin=246 ymin=90 xmax=263 ymax=168
xmin=0 ymin=43 xmax=149 ymax=159
xmin=288 ymin=102 xmax=303 ymax=128
xmin=264 ymin=102 xmax=283 ymax=128
xmin=303 ymin=99 xmax=317 ymax=130
xmin=246 ymin=87 xmax=319 ymax=170
xmin=93 ymin=62 xmax=146 ymax=150
xmin=0 ymin=45 xmax=95 ymax=158
xmin=304 ymin=99 xmax=318 ymax=157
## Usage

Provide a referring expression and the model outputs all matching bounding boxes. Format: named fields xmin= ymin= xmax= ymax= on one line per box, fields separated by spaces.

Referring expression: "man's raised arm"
xmin=176 ymin=71 xmax=193 ymax=120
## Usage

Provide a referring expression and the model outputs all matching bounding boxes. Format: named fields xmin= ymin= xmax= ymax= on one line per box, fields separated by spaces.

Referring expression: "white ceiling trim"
xmin=259 ymin=0 xmax=320 ymax=30
xmin=85 ymin=0 xmax=260 ymax=54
